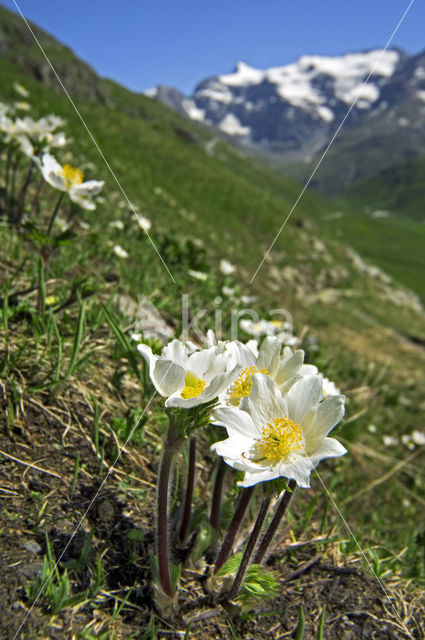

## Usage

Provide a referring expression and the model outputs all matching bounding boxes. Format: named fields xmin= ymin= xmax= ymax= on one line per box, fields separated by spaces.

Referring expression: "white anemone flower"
xmin=188 ymin=269 xmax=208 ymax=281
xmin=14 ymin=101 xmax=31 ymax=112
xmin=212 ymin=373 xmax=346 ymax=488
xmin=113 ymin=244 xmax=129 ymax=259
xmin=13 ymin=82 xmax=30 ymax=98
xmin=220 ymin=259 xmax=236 ymax=275
xmin=321 ymin=376 xmax=340 ymax=397
xmin=34 ymin=153 xmax=104 ymax=210
xmin=136 ymin=215 xmax=152 ymax=231
xmin=412 ymin=430 xmax=425 ymax=446
xmin=222 ymin=336 xmax=317 ymax=406
xmin=137 ymin=339 xmax=240 ymax=409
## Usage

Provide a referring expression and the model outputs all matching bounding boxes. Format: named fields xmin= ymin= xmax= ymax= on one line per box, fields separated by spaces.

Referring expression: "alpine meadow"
xmin=0 ymin=5 xmax=424 ymax=639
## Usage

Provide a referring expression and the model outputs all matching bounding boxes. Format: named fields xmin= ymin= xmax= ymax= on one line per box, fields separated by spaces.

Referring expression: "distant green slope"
xmin=341 ymin=156 xmax=425 ymax=221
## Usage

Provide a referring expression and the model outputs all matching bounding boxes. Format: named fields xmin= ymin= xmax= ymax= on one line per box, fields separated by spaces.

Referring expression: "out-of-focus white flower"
xmin=240 ymin=317 xmax=299 ymax=347
xmin=321 ymin=376 xmax=340 ymax=397
xmin=13 ymin=82 xmax=30 ymax=98
xmin=137 ymin=339 xmax=239 ymax=409
xmin=14 ymin=101 xmax=31 ymax=112
xmin=411 ymin=430 xmax=425 ymax=446
xmin=241 ymin=294 xmax=258 ymax=305
xmin=401 ymin=434 xmax=415 ymax=450
xmin=212 ymin=373 xmax=346 ymax=488
xmin=113 ymin=244 xmax=129 ymax=259
xmin=383 ymin=435 xmax=398 ymax=447
xmin=109 ymin=220 xmax=125 ymax=230
xmin=188 ymin=269 xmax=208 ymax=281
xmin=368 ymin=424 xmax=377 ymax=433
xmin=0 ymin=115 xmax=34 ymax=157
xmin=34 ymin=153 xmax=104 ymax=210
xmin=220 ymin=259 xmax=236 ymax=275
xmin=136 ymin=215 xmax=152 ymax=232
xmin=55 ymin=216 xmax=71 ymax=232
xmin=222 ymin=286 xmax=235 ymax=298
xmin=0 ymin=102 xmax=12 ymax=117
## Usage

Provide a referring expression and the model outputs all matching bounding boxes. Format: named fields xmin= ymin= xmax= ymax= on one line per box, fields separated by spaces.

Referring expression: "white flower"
xmin=383 ymin=435 xmax=398 ymax=447
xmin=212 ymin=373 xmax=346 ymax=488
xmin=109 ymin=220 xmax=125 ymax=230
xmin=34 ymin=153 xmax=104 ymax=210
xmin=222 ymin=286 xmax=235 ymax=298
xmin=13 ymin=82 xmax=30 ymax=98
xmin=222 ymin=336 xmax=317 ymax=406
xmin=137 ymin=339 xmax=239 ymax=409
xmin=321 ymin=376 xmax=340 ymax=397
xmin=240 ymin=318 xmax=297 ymax=347
xmin=188 ymin=269 xmax=208 ymax=281
xmin=136 ymin=215 xmax=152 ymax=231
xmin=14 ymin=101 xmax=31 ymax=112
xmin=411 ymin=430 xmax=425 ymax=446
xmin=241 ymin=294 xmax=258 ymax=305
xmin=220 ymin=259 xmax=236 ymax=275
xmin=113 ymin=244 xmax=129 ymax=259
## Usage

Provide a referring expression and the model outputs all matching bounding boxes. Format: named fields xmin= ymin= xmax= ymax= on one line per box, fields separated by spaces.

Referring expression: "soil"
xmin=0 ymin=384 xmax=424 ymax=639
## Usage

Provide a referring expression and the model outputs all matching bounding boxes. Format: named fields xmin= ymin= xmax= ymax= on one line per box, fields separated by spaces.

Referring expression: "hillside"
xmin=341 ymin=155 xmax=425 ymax=221
xmin=1 ymin=5 xmax=425 ymax=638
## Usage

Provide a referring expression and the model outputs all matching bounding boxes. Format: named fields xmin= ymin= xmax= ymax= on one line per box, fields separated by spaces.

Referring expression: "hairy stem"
xmin=156 ymin=415 xmax=182 ymax=598
xmin=47 ymin=191 xmax=64 ymax=237
xmin=228 ymin=494 xmax=271 ymax=601
xmin=253 ymin=479 xmax=296 ymax=564
xmin=213 ymin=486 xmax=254 ymax=575
xmin=210 ymin=458 xmax=226 ymax=531
xmin=178 ymin=436 xmax=196 ymax=543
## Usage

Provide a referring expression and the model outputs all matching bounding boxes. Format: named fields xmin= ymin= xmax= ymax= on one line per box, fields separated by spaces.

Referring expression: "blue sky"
xmin=3 ymin=1 xmax=424 ymax=94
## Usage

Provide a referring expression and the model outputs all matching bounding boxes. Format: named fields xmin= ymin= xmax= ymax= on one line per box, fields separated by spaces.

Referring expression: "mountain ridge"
xmin=149 ymin=48 xmax=425 ymax=194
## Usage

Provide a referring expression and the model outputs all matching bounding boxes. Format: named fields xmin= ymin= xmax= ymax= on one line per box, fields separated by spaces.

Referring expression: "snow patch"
xmin=218 ymin=113 xmax=251 ymax=136
xmin=197 ymin=82 xmax=233 ymax=104
xmin=182 ymin=99 xmax=205 ymax=121
xmin=219 ymin=61 xmax=264 ymax=86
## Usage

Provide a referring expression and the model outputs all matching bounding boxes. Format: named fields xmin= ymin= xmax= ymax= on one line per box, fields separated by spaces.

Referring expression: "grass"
xmin=0 ymin=12 xmax=424 ymax=637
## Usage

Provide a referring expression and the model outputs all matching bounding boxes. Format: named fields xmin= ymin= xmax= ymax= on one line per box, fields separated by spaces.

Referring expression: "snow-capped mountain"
xmin=147 ymin=48 xmax=425 ymax=188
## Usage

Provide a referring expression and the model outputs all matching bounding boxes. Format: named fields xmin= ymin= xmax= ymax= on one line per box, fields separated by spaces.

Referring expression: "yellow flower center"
xmin=61 ymin=164 xmax=83 ymax=188
xmin=229 ymin=366 xmax=268 ymax=404
xmin=253 ymin=417 xmax=304 ymax=464
xmin=181 ymin=371 xmax=206 ymax=399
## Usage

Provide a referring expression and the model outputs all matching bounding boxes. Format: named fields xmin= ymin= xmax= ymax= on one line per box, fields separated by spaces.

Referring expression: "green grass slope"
xmin=342 ymin=155 xmax=425 ymax=221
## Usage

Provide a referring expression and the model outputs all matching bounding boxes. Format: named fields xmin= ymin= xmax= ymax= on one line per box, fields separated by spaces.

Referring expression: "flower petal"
xmin=304 ymin=395 xmax=345 ymax=452
xmin=308 ymin=437 xmax=347 ymax=467
xmin=213 ymin=406 xmax=258 ymax=438
xmin=256 ymin=336 xmax=282 ymax=375
xmin=154 ymin=359 xmax=185 ymax=397
xmin=285 ymin=375 xmax=323 ymax=424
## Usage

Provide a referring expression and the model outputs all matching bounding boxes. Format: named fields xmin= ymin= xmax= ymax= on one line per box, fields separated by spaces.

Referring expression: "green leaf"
xmin=216 ymin=552 xmax=243 ymax=577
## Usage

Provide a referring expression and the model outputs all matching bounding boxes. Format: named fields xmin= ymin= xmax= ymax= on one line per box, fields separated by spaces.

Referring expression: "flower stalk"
xmin=253 ymin=479 xmax=296 ymax=564
xmin=228 ymin=494 xmax=271 ymax=601
xmin=156 ymin=412 xmax=183 ymax=598
xmin=214 ymin=486 xmax=254 ymax=574
xmin=178 ymin=436 xmax=196 ymax=543
xmin=210 ymin=457 xmax=226 ymax=531
xmin=47 ymin=191 xmax=64 ymax=236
